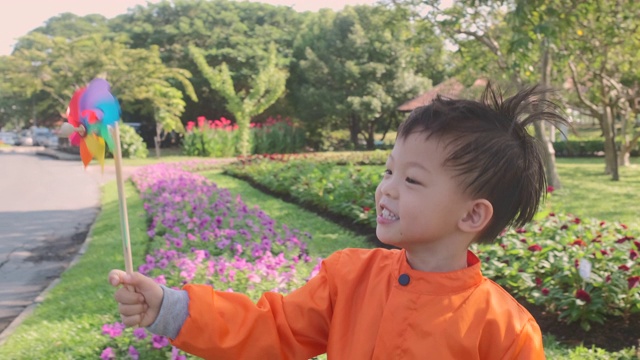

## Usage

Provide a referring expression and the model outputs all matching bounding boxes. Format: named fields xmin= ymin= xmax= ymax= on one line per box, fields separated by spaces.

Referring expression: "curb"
xmin=35 ymin=148 xmax=81 ymax=161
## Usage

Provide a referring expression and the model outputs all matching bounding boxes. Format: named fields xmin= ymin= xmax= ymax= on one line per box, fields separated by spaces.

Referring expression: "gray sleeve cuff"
xmin=146 ymin=285 xmax=189 ymax=339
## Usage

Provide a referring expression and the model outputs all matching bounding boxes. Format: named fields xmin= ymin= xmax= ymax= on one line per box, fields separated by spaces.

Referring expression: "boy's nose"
xmin=378 ymin=179 xmax=398 ymax=199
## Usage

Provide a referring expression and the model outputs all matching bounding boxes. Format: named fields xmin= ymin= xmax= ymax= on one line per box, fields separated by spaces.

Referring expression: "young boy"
xmin=110 ymin=83 xmax=566 ymax=359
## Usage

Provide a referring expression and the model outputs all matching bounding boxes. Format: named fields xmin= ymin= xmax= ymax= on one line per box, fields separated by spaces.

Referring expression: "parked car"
xmin=0 ymin=132 xmax=17 ymax=145
xmin=43 ymin=135 xmax=59 ymax=148
xmin=16 ymin=130 xmax=33 ymax=146
xmin=32 ymin=127 xmax=53 ymax=146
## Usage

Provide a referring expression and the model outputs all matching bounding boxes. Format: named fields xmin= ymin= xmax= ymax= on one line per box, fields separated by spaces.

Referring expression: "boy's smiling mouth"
xmin=378 ymin=206 xmax=399 ymax=223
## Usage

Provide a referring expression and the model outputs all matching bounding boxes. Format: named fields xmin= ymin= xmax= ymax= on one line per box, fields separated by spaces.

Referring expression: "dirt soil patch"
xmin=523 ymin=300 xmax=640 ymax=352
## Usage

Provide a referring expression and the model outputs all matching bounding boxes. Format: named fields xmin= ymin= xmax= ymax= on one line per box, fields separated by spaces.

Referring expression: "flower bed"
xmin=225 ymin=156 xmax=640 ymax=336
xmin=100 ymin=160 xmax=640 ymax=357
xmin=225 ymin=156 xmax=381 ymax=229
xmin=100 ymin=163 xmax=321 ymax=359
xmin=474 ymin=213 xmax=640 ymax=332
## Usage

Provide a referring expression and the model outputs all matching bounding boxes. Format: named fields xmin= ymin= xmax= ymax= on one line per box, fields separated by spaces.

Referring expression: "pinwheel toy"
xmin=59 ymin=78 xmax=133 ymax=274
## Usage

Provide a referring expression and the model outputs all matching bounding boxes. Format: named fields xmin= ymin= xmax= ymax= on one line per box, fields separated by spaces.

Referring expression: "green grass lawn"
xmin=552 ymin=157 xmax=640 ymax=225
xmin=0 ymin=158 xmax=637 ymax=359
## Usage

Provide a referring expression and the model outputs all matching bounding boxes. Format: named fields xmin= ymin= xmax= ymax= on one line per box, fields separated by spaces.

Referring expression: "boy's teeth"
xmin=381 ymin=208 xmax=399 ymax=220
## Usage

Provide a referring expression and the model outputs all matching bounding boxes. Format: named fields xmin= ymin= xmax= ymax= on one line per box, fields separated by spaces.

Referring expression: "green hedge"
xmin=554 ymin=140 xmax=639 ymax=157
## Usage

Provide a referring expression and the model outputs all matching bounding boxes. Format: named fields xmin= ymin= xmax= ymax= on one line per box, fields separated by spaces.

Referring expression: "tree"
xmin=393 ymin=0 xmax=570 ymax=187
xmin=289 ymin=5 xmax=437 ymax=149
xmin=3 ymin=31 xmax=197 ymax=153
xmin=111 ymin=0 xmax=305 ymax=122
xmin=189 ymin=43 xmax=288 ymax=155
xmin=547 ymin=0 xmax=640 ymax=179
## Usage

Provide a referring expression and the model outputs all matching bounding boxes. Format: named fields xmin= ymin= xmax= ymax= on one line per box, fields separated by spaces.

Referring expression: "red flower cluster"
xmin=628 ymin=276 xmax=640 ymax=290
xmin=575 ymin=289 xmax=591 ymax=303
xmin=527 ymin=244 xmax=542 ymax=252
xmin=570 ymin=239 xmax=586 ymax=247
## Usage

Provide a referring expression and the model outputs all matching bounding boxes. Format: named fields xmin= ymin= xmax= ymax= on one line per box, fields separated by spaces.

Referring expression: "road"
xmin=0 ymin=148 xmax=123 ymax=335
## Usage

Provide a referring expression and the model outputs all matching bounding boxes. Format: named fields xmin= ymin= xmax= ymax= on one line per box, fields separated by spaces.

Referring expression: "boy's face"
xmin=375 ymin=133 xmax=473 ymax=250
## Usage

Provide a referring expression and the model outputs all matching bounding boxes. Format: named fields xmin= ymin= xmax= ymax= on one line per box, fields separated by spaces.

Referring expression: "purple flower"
xmin=152 ymin=334 xmax=170 ymax=349
xmin=128 ymin=345 xmax=140 ymax=360
xmin=100 ymin=347 xmax=115 ymax=360
xmin=133 ymin=327 xmax=148 ymax=340
xmin=171 ymin=346 xmax=187 ymax=360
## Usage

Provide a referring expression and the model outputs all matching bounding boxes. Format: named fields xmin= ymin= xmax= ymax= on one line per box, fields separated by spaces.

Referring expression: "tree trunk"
xmin=237 ymin=113 xmax=251 ymax=156
xmin=535 ymin=42 xmax=562 ymax=189
xmin=155 ymin=124 xmax=162 ymax=158
xmin=365 ymin=120 xmax=376 ymax=150
xmin=601 ymin=105 xmax=619 ymax=180
xmin=617 ymin=110 xmax=639 ymax=167
xmin=349 ymin=115 xmax=361 ymax=149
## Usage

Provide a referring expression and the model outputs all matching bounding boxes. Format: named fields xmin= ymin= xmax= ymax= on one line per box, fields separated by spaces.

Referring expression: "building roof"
xmin=397 ymin=78 xmax=488 ymax=112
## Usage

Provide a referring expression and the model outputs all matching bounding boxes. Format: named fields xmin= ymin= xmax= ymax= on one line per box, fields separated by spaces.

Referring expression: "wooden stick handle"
xmin=112 ymin=122 xmax=134 ymax=275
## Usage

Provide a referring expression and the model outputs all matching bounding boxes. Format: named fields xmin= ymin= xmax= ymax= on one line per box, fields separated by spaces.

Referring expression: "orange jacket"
xmin=171 ymin=248 xmax=545 ymax=359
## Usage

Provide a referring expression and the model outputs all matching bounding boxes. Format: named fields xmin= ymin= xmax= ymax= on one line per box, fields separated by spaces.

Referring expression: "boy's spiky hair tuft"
xmin=398 ymin=82 xmax=569 ymax=243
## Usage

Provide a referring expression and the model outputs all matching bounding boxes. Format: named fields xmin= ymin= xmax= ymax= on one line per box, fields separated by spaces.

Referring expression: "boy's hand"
xmin=108 ymin=270 xmax=164 ymax=327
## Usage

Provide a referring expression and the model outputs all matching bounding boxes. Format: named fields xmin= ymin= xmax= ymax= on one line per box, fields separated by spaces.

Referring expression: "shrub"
xmin=554 ymin=140 xmax=639 ymax=157
xmin=108 ymin=122 xmax=148 ymax=159
xmin=183 ymin=116 xmax=306 ymax=157
xmin=251 ymin=116 xmax=306 ymax=154
xmin=182 ymin=116 xmax=239 ymax=157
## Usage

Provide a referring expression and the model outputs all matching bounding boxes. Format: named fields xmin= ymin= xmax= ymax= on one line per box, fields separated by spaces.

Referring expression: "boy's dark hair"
xmin=397 ymin=82 xmax=568 ymax=244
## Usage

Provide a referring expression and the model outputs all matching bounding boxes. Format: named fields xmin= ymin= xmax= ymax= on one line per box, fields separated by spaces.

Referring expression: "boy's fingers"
xmin=120 ymin=314 xmax=142 ymax=328
xmin=119 ymin=303 xmax=147 ymax=317
xmin=114 ymin=287 xmax=145 ymax=304
xmin=108 ymin=269 xmax=127 ymax=287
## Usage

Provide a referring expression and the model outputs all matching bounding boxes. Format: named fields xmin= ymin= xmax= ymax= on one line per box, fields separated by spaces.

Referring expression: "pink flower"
xmin=546 ymin=185 xmax=555 ymax=194
xmin=101 ymin=322 xmax=125 ymax=338
xmin=535 ymin=277 xmax=542 ymax=287
xmin=628 ymin=276 xmax=640 ymax=290
xmin=630 ymin=250 xmax=638 ymax=260
xmin=575 ymin=289 xmax=591 ymax=303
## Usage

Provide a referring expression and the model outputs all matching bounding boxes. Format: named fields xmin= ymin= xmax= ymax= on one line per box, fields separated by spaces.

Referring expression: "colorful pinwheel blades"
xmin=65 ymin=78 xmax=122 ymax=168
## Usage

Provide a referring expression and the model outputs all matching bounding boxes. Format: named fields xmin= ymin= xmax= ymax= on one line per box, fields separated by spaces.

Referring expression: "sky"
xmin=0 ymin=0 xmax=380 ymax=56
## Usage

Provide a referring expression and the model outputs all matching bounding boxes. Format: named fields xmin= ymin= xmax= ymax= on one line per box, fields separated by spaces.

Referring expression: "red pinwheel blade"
xmin=67 ymin=87 xmax=86 ymax=127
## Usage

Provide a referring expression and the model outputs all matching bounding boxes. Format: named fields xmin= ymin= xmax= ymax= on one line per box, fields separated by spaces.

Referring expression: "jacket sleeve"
xmin=500 ymin=317 xmax=546 ymax=360
xmin=170 ymin=251 xmax=341 ymax=360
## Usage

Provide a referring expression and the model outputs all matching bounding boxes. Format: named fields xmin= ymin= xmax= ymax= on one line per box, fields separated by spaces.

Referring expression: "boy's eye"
xmin=406 ymin=177 xmax=419 ymax=184
xmin=384 ymin=169 xmax=392 ymax=176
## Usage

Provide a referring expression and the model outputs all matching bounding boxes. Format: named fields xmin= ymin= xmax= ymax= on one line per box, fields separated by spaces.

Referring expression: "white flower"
xmin=578 ymin=259 xmax=592 ymax=281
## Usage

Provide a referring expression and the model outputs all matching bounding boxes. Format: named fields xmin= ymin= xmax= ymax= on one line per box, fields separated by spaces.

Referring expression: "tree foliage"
xmin=289 ymin=5 xmax=439 ymax=149
xmin=190 ymin=43 xmax=288 ymax=155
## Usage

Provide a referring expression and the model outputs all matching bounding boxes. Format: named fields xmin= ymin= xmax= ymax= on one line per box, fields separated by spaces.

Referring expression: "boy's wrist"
xmin=146 ymin=285 xmax=189 ymax=339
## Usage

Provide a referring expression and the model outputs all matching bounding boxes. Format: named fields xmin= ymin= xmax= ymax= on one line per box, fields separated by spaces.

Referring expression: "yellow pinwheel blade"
xmin=85 ymin=134 xmax=106 ymax=171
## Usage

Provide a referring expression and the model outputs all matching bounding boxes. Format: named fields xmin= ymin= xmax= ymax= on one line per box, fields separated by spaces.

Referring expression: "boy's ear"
xmin=458 ymin=199 xmax=493 ymax=234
